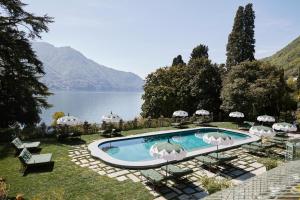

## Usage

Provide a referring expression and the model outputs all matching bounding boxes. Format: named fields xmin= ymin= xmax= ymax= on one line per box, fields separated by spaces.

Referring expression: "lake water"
xmin=40 ymin=91 xmax=143 ymax=124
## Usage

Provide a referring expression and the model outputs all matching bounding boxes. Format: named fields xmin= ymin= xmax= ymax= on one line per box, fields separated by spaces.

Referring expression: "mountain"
xmin=32 ymin=42 xmax=144 ymax=91
xmin=263 ymin=35 xmax=300 ymax=77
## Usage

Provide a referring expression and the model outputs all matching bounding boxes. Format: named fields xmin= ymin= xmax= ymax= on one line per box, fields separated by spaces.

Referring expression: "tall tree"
xmin=0 ymin=0 xmax=53 ymax=127
xmin=187 ymin=58 xmax=222 ymax=118
xmin=226 ymin=6 xmax=245 ymax=69
xmin=243 ymin=3 xmax=255 ymax=61
xmin=221 ymin=61 xmax=296 ymax=119
xmin=172 ymin=55 xmax=185 ymax=66
xmin=190 ymin=44 xmax=209 ymax=61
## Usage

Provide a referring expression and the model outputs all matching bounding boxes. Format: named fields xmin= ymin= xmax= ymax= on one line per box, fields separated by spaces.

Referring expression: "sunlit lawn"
xmin=0 ymin=122 xmax=236 ymax=199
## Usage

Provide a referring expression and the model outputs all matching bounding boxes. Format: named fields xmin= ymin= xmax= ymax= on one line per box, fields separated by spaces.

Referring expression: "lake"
xmin=40 ymin=91 xmax=143 ymax=124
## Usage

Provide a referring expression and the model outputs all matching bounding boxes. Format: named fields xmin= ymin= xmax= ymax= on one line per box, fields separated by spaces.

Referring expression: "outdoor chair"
xmin=241 ymin=144 xmax=269 ymax=155
xmin=250 ymin=142 xmax=275 ymax=148
xmin=11 ymin=137 xmax=40 ymax=154
xmin=99 ymin=128 xmax=121 ymax=137
xmin=140 ymin=169 xmax=166 ymax=187
xmin=195 ymin=155 xmax=220 ymax=169
xmin=161 ymin=164 xmax=193 ymax=179
xmin=208 ymin=152 xmax=238 ymax=163
xmin=269 ymin=136 xmax=289 ymax=147
xmin=56 ymin=131 xmax=81 ymax=140
xmin=18 ymin=148 xmax=53 ymax=175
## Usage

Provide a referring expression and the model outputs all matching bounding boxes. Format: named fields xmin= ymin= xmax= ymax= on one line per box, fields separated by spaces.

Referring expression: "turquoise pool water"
xmin=99 ymin=128 xmax=249 ymax=162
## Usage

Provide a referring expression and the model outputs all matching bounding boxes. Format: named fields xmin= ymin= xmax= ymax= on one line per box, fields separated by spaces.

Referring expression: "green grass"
xmin=0 ymin=123 xmax=236 ymax=199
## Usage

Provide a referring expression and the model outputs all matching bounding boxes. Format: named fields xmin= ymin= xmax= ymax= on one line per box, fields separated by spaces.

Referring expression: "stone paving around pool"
xmin=68 ymin=144 xmax=285 ymax=200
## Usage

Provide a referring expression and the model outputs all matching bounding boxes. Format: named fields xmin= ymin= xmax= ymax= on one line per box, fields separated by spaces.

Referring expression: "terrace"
xmin=1 ymin=122 xmax=299 ymax=199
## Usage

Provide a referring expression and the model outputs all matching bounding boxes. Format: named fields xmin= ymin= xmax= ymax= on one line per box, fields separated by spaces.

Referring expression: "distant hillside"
xmin=32 ymin=42 xmax=143 ymax=91
xmin=263 ymin=35 xmax=300 ymax=77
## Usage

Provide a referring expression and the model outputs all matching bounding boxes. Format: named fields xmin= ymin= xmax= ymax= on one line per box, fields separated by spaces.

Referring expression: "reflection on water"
xmin=40 ymin=91 xmax=143 ymax=124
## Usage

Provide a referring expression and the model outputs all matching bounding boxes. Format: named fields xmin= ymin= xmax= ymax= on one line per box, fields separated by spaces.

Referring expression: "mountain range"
xmin=32 ymin=42 xmax=144 ymax=91
xmin=263 ymin=35 xmax=300 ymax=77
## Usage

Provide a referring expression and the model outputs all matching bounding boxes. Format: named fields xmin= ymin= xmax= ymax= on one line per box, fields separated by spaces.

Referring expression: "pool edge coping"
xmin=88 ymin=127 xmax=260 ymax=169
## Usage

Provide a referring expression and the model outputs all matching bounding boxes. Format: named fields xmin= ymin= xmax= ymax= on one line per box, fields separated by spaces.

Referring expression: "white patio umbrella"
xmin=272 ymin=122 xmax=297 ymax=132
xmin=102 ymin=112 xmax=122 ymax=123
xmin=150 ymin=142 xmax=187 ymax=175
xmin=249 ymin=125 xmax=275 ymax=141
xmin=257 ymin=115 xmax=275 ymax=123
xmin=195 ymin=109 xmax=210 ymax=116
xmin=172 ymin=110 xmax=188 ymax=118
xmin=203 ymin=132 xmax=234 ymax=158
xmin=57 ymin=116 xmax=82 ymax=126
xmin=229 ymin=111 xmax=244 ymax=127
xmin=229 ymin=111 xmax=244 ymax=118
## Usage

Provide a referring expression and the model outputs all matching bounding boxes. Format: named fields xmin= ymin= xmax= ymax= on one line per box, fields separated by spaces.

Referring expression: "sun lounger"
xmin=195 ymin=155 xmax=220 ymax=169
xmin=161 ymin=164 xmax=193 ymax=178
xmin=250 ymin=142 xmax=275 ymax=148
xmin=18 ymin=148 xmax=53 ymax=175
xmin=171 ymin=122 xmax=184 ymax=128
xmin=208 ymin=152 xmax=238 ymax=162
xmin=140 ymin=169 xmax=165 ymax=187
xmin=269 ymin=136 xmax=289 ymax=147
xmin=57 ymin=132 xmax=81 ymax=140
xmin=242 ymin=144 xmax=268 ymax=155
xmin=11 ymin=137 xmax=40 ymax=154
xmin=238 ymin=121 xmax=255 ymax=130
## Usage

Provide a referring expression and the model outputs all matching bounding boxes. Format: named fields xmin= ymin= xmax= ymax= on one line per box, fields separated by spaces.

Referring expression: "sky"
xmin=25 ymin=0 xmax=300 ymax=78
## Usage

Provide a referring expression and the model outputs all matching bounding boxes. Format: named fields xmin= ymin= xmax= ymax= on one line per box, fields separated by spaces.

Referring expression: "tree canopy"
xmin=0 ymin=0 xmax=53 ymax=127
xmin=172 ymin=55 xmax=185 ymax=66
xmin=142 ymin=51 xmax=221 ymax=118
xmin=221 ymin=61 xmax=296 ymax=119
xmin=190 ymin=44 xmax=209 ymax=61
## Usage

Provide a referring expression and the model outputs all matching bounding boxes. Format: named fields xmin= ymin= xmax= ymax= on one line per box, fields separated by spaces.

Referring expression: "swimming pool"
xmin=88 ymin=127 xmax=259 ymax=169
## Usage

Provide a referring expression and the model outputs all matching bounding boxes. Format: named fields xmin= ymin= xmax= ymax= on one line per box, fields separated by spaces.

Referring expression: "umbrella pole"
xmin=217 ymin=145 xmax=219 ymax=159
xmin=166 ymin=160 xmax=168 ymax=177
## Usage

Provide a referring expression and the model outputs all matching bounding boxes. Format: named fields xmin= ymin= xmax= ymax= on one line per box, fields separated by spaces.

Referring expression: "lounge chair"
xmin=140 ymin=169 xmax=165 ymax=187
xmin=161 ymin=164 xmax=193 ymax=178
xmin=171 ymin=122 xmax=184 ymax=128
xmin=11 ymin=137 xmax=40 ymax=154
xmin=100 ymin=128 xmax=121 ymax=137
xmin=269 ymin=136 xmax=289 ymax=147
xmin=18 ymin=148 xmax=53 ymax=175
xmin=56 ymin=132 xmax=81 ymax=140
xmin=250 ymin=142 xmax=275 ymax=148
xmin=195 ymin=155 xmax=220 ymax=169
xmin=208 ymin=152 xmax=238 ymax=162
xmin=242 ymin=144 xmax=268 ymax=155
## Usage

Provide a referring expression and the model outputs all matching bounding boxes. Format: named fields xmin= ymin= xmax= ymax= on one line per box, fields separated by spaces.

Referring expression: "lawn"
xmin=0 ymin=122 xmax=236 ymax=199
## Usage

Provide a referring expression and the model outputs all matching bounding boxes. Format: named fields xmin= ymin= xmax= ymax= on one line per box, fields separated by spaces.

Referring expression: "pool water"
xmin=99 ymin=128 xmax=249 ymax=162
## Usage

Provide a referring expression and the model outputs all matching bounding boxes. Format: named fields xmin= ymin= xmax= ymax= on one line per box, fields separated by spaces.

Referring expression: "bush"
xmin=200 ymin=175 xmax=232 ymax=194
xmin=257 ymin=158 xmax=280 ymax=170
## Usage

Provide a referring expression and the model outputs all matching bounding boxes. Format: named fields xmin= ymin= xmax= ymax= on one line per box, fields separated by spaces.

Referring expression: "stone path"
xmin=68 ymin=144 xmax=287 ymax=200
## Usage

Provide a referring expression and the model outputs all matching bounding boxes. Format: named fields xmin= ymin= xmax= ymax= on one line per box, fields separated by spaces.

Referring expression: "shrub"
xmin=200 ymin=175 xmax=232 ymax=194
xmin=257 ymin=158 xmax=280 ymax=170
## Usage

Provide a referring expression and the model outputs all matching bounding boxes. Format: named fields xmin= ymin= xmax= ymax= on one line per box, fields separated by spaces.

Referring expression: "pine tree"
xmin=190 ymin=44 xmax=209 ymax=61
xmin=244 ymin=3 xmax=255 ymax=61
xmin=0 ymin=0 xmax=53 ymax=127
xmin=172 ymin=55 xmax=185 ymax=66
xmin=226 ymin=6 xmax=245 ymax=69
